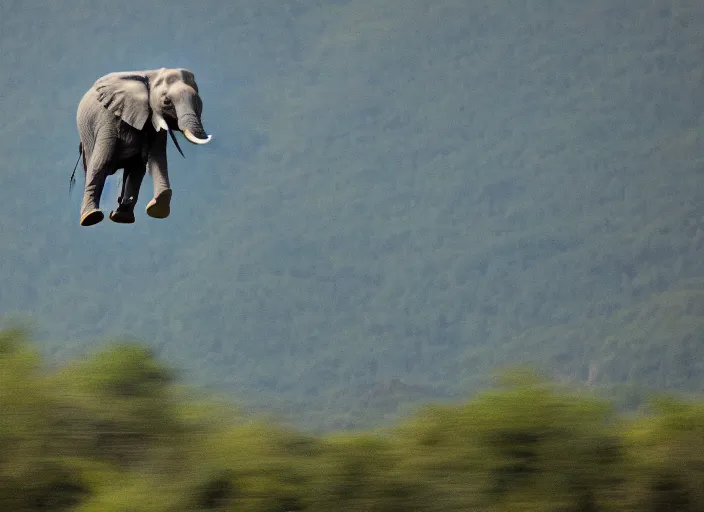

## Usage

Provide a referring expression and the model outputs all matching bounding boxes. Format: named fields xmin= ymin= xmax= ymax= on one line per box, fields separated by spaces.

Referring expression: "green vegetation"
xmin=3 ymin=328 xmax=704 ymax=511
xmin=1 ymin=0 xmax=704 ymax=431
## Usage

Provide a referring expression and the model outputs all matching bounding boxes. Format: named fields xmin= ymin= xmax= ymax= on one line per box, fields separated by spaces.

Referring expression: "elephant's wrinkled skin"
xmin=76 ymin=68 xmax=211 ymax=226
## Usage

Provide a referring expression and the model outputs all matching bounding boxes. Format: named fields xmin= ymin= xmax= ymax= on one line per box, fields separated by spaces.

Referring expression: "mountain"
xmin=1 ymin=0 xmax=703 ymax=430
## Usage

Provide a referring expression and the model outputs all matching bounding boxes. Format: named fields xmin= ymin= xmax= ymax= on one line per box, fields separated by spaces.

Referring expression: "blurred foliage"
xmin=2 ymin=329 xmax=704 ymax=511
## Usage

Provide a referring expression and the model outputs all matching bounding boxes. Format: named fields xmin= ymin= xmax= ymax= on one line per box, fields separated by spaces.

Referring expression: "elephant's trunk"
xmin=175 ymin=93 xmax=211 ymax=144
xmin=179 ymin=113 xmax=211 ymax=145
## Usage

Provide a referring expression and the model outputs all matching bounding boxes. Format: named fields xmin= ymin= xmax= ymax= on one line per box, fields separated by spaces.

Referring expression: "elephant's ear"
xmin=94 ymin=72 xmax=150 ymax=130
xmin=179 ymin=69 xmax=198 ymax=92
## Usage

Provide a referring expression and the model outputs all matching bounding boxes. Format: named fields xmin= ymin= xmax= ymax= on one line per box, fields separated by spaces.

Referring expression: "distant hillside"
xmin=1 ymin=0 xmax=703 ymax=430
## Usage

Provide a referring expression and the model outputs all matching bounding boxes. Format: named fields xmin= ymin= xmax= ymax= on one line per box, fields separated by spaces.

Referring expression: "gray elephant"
xmin=75 ymin=68 xmax=211 ymax=226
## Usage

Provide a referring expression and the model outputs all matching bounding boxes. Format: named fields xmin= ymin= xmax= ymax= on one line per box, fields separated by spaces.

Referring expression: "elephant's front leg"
xmin=80 ymin=135 xmax=117 ymax=226
xmin=109 ymin=158 xmax=146 ymax=224
xmin=145 ymin=131 xmax=172 ymax=219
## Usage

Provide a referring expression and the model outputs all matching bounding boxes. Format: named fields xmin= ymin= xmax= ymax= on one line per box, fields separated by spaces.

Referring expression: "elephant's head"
xmin=94 ymin=68 xmax=212 ymax=145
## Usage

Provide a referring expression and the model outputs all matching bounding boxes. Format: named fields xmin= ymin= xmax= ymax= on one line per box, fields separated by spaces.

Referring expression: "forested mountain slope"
xmin=1 ymin=0 xmax=703 ymax=430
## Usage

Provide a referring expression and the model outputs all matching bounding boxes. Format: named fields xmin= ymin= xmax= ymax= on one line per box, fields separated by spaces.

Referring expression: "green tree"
xmin=624 ymin=397 xmax=704 ymax=511
xmin=0 ymin=329 xmax=91 ymax=511
xmin=48 ymin=343 xmax=179 ymax=467
xmin=394 ymin=371 xmax=626 ymax=511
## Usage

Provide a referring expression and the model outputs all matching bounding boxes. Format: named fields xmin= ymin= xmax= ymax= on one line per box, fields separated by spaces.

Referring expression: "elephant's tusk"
xmin=183 ymin=129 xmax=212 ymax=144
xmin=152 ymin=113 xmax=169 ymax=132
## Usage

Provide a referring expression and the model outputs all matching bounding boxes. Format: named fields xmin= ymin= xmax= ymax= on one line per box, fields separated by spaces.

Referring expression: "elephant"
xmin=75 ymin=67 xmax=211 ymax=226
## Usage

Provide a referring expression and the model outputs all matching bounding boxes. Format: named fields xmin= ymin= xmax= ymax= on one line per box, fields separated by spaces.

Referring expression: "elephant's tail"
xmin=69 ymin=142 xmax=83 ymax=197
xmin=80 ymin=142 xmax=87 ymax=172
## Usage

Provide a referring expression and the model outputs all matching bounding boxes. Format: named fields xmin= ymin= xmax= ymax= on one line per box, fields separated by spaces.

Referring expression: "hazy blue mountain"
xmin=1 ymin=0 xmax=703 ymax=430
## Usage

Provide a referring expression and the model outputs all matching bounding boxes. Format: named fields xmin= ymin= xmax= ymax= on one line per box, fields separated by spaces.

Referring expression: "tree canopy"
xmin=2 ymin=329 xmax=704 ymax=511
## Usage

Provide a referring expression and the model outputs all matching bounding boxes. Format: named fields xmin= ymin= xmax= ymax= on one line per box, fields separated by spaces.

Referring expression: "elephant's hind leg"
xmin=109 ymin=158 xmax=146 ymax=224
xmin=80 ymin=135 xmax=117 ymax=226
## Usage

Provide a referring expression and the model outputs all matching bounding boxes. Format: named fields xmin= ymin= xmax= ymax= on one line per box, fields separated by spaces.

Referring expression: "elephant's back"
xmin=76 ymin=88 xmax=114 ymax=139
xmin=76 ymin=88 xmax=101 ymax=123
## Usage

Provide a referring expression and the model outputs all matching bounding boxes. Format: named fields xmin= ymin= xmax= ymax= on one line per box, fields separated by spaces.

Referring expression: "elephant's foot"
xmin=146 ymin=188 xmax=172 ymax=219
xmin=109 ymin=210 xmax=135 ymax=224
xmin=110 ymin=197 xmax=136 ymax=224
xmin=80 ymin=208 xmax=104 ymax=227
